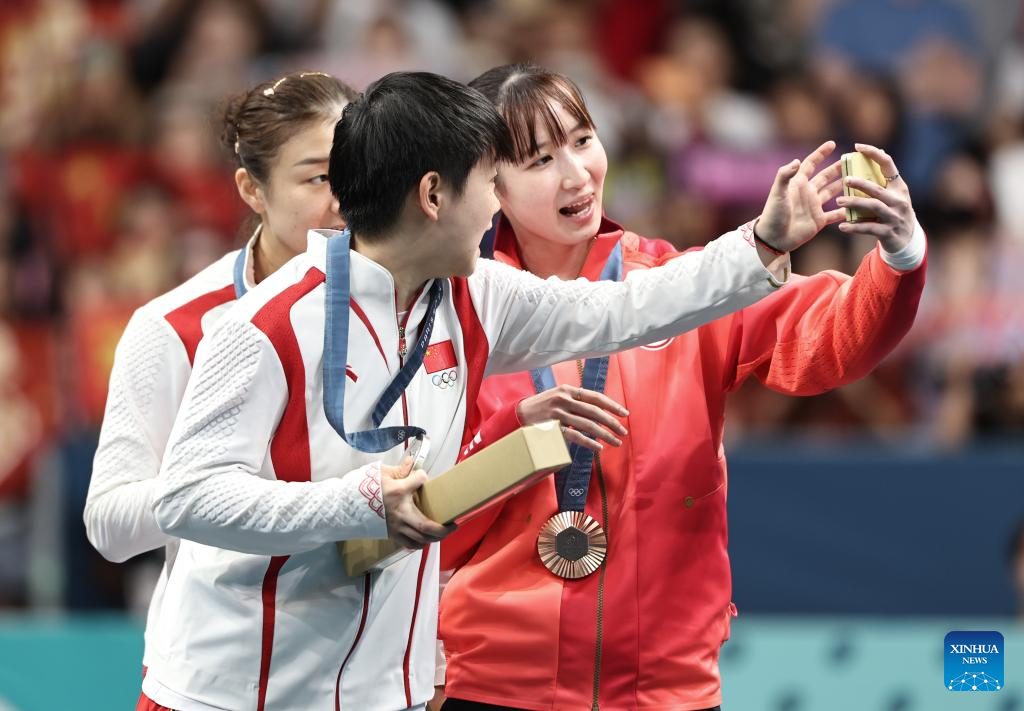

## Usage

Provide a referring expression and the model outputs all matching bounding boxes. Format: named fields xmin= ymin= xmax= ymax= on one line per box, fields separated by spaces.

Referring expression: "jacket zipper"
xmin=576 ymin=360 xmax=609 ymax=710
xmin=397 ymin=296 xmax=414 ymax=706
xmin=591 ymin=455 xmax=609 ymax=710
xmin=396 ymin=292 xmax=414 ymax=442
xmin=395 ymin=284 xmax=422 ymax=360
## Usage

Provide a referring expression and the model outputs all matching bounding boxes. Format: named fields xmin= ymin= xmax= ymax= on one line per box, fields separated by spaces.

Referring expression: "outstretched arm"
xmin=727 ymin=144 xmax=927 ymax=394
xmin=476 ymin=142 xmax=847 ymax=376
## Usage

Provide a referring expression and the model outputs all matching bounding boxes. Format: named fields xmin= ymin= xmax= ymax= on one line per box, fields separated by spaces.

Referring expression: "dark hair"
xmin=222 ymin=71 xmax=358 ymax=185
xmin=469 ymin=64 xmax=596 ymax=165
xmin=329 ymin=71 xmax=514 ymax=239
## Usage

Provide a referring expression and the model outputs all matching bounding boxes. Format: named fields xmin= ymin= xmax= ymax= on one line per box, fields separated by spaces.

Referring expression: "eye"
xmin=309 ymin=174 xmax=329 ymax=185
xmin=575 ymin=134 xmax=593 ymax=148
xmin=530 ymin=154 xmax=552 ymax=168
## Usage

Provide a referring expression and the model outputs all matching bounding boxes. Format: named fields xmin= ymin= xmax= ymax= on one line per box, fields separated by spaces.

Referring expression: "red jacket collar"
xmin=492 ymin=213 xmax=626 ymax=281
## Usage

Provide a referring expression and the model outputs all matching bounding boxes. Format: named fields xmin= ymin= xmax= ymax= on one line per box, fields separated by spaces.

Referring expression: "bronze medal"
xmin=537 ymin=511 xmax=607 ymax=579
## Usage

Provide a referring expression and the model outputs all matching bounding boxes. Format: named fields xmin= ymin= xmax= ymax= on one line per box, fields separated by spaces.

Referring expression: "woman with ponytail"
xmin=82 ymin=70 xmax=357 ymax=711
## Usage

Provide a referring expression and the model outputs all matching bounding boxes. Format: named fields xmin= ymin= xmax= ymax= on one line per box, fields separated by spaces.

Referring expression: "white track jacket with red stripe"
xmin=144 ymin=227 xmax=787 ymax=711
xmin=84 ymin=238 xmax=256 ymax=669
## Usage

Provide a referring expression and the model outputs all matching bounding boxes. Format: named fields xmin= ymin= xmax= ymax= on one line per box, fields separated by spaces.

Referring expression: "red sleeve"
xmin=441 ymin=377 xmax=529 ymax=571
xmin=457 ymin=400 xmax=523 ymax=461
xmin=723 ymin=245 xmax=927 ymax=395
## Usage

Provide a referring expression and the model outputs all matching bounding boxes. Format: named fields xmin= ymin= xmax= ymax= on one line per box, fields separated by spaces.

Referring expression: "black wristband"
xmin=753 ymin=223 xmax=786 ymax=256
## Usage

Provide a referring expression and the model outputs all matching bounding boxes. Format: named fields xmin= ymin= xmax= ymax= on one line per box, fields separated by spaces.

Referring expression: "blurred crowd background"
xmin=0 ymin=0 xmax=1022 ymax=633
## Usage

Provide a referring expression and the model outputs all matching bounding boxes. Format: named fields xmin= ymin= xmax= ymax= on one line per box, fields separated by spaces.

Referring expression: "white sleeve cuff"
xmin=880 ymin=221 xmax=926 ymax=272
xmin=334 ymin=462 xmax=390 ymax=541
xmin=739 ymin=220 xmax=790 ymax=289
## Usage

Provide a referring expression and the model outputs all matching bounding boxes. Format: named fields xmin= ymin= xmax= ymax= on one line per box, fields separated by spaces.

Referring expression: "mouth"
xmin=558 ymin=194 xmax=596 ymax=222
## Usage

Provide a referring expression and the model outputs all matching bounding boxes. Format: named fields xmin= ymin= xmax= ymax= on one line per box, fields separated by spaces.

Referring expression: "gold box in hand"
xmin=841 ymin=151 xmax=886 ymax=223
xmin=339 ymin=420 xmax=571 ymax=577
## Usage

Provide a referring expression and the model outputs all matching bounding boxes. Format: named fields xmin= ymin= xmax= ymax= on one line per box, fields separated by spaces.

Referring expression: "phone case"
xmin=841 ymin=152 xmax=886 ymax=223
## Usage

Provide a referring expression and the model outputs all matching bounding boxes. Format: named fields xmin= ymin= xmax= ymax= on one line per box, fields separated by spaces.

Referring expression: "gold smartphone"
xmin=841 ymin=152 xmax=886 ymax=223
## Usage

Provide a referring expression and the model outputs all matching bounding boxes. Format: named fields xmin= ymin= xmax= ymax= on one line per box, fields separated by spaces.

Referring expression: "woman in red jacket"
xmin=437 ymin=65 xmax=926 ymax=711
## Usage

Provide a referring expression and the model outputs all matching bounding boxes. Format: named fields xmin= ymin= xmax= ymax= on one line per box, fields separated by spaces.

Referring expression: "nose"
xmin=326 ymin=196 xmax=346 ymax=228
xmin=489 ymin=187 xmax=500 ymax=216
xmin=560 ymin=153 xmax=587 ymax=191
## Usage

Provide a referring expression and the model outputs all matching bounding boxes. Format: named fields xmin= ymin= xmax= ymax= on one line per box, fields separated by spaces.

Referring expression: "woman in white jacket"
xmin=82 ymin=70 xmax=357 ymax=707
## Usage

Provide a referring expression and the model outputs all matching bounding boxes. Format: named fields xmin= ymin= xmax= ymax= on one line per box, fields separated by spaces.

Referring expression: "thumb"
xmin=769 ymin=159 xmax=800 ymax=200
xmin=393 ymin=455 xmax=415 ymax=479
xmin=392 ymin=470 xmax=428 ymax=495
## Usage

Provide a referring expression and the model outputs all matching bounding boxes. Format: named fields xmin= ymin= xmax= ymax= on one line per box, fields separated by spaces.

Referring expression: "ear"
xmin=416 ymin=171 xmax=443 ymax=222
xmin=235 ymin=168 xmax=266 ymax=216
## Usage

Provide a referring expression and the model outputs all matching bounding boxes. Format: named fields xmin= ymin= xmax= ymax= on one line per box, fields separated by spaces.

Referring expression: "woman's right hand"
xmin=756 ymin=140 xmax=846 ymax=253
xmin=516 ymin=385 xmax=628 ymax=452
xmin=380 ymin=457 xmax=453 ymax=549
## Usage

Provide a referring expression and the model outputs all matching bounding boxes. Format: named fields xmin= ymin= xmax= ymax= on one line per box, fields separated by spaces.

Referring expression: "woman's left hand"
xmin=835 ymin=143 xmax=917 ymax=253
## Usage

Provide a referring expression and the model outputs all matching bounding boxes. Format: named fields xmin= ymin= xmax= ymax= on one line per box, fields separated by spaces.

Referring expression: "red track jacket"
xmin=438 ymin=216 xmax=927 ymax=710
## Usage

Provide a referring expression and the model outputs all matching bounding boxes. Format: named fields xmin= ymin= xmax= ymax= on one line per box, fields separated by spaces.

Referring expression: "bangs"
xmin=500 ymin=75 xmax=595 ymax=164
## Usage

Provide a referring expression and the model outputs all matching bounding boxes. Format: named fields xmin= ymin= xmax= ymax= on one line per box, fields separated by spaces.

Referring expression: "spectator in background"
xmin=14 ymin=38 xmax=149 ymax=263
xmin=0 ymin=322 xmax=43 ymax=608
xmin=129 ymin=0 xmax=273 ymax=97
xmin=312 ymin=0 xmax=465 ymax=83
xmin=149 ymin=85 xmax=248 ymax=243
xmin=813 ymin=0 xmax=983 ymax=194
xmin=907 ymin=148 xmax=1024 ymax=446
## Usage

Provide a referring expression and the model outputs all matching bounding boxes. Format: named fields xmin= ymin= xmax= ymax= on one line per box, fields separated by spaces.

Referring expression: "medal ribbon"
xmin=529 ymin=241 xmax=622 ymax=513
xmin=323 ymin=229 xmax=443 ymax=453
xmin=233 ymin=247 xmax=248 ymax=299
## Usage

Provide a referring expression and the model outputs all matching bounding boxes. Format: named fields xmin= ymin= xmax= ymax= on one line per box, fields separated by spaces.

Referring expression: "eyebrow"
xmin=293 ymin=156 xmax=330 ymax=167
xmin=534 ymin=122 xmax=588 ymax=152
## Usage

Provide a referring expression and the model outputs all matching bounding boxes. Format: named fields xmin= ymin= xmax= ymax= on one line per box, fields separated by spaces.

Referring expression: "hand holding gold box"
xmin=340 ymin=420 xmax=571 ymax=577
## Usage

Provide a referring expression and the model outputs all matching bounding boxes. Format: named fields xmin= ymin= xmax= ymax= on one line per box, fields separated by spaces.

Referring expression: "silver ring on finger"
xmin=884 ymin=172 xmax=900 ymax=183
xmin=575 ymin=386 xmax=583 ymax=400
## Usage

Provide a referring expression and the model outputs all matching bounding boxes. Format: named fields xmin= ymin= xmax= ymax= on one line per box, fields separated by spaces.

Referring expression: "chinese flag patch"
xmin=423 ymin=340 xmax=457 ymax=373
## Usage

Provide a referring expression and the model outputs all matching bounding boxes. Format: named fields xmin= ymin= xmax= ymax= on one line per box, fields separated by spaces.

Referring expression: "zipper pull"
xmin=398 ymin=326 xmax=407 ymax=358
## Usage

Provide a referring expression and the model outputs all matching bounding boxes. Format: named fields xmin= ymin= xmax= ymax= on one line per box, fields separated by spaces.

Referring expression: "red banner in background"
xmin=68 ymin=303 xmax=135 ymax=427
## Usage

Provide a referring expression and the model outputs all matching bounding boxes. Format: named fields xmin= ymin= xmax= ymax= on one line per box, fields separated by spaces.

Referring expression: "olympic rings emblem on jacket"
xmin=431 ymin=369 xmax=458 ymax=390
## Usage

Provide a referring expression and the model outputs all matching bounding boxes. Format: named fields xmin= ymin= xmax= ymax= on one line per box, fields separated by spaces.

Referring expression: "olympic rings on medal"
xmin=431 ymin=369 xmax=459 ymax=390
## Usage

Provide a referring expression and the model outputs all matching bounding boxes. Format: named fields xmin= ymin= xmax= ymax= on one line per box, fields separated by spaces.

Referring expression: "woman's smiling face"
xmin=496 ymin=100 xmax=608 ymax=249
